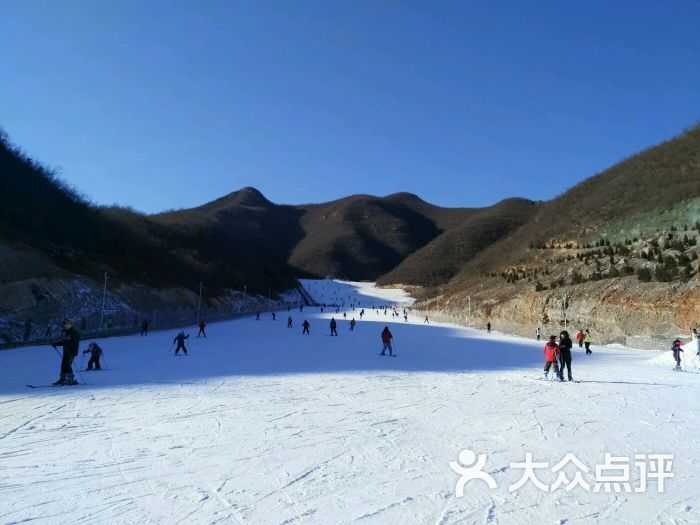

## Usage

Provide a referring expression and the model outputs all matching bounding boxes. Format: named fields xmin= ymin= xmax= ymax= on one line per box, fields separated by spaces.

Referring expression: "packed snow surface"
xmin=0 ymin=279 xmax=698 ymax=524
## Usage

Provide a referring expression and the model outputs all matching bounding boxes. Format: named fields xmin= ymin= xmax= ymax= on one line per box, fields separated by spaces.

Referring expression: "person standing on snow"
xmin=141 ymin=320 xmax=149 ymax=336
xmin=51 ymin=319 xmax=81 ymax=385
xmin=83 ymin=342 xmax=103 ymax=371
xmin=350 ymin=318 xmax=356 ymax=331
xmin=173 ymin=331 xmax=189 ymax=355
xmin=424 ymin=315 xmax=429 ymax=324
xmin=197 ymin=321 xmax=207 ymax=338
xmin=256 ymin=311 xmax=260 ymax=321
xmin=543 ymin=335 xmax=563 ymax=381
xmin=558 ymin=331 xmax=574 ymax=381
xmin=330 ymin=318 xmax=338 ymax=336
xmin=535 ymin=326 xmax=541 ymax=341
xmin=487 ymin=322 xmax=491 ymax=333
xmin=584 ymin=330 xmax=592 ymax=355
xmin=672 ymin=339 xmax=684 ymax=371
xmin=302 ymin=320 xmax=310 ymax=334
xmin=380 ymin=326 xmax=394 ymax=356
xmin=575 ymin=329 xmax=584 ymax=348
xmin=287 ymin=316 xmax=293 ymax=328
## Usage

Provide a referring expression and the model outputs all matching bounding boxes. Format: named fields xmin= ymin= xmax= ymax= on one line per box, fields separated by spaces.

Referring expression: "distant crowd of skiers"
xmin=45 ymin=307 xmax=699 ymax=385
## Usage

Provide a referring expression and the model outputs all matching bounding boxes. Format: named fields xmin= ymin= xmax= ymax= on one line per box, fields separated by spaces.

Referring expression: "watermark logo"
xmin=449 ymin=449 xmax=497 ymax=496
xmin=451 ymin=449 xmax=673 ymax=496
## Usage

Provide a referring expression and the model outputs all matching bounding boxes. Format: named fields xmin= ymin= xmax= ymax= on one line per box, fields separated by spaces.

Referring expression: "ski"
xmin=26 ymin=383 xmax=80 ymax=388
xmin=378 ymin=354 xmax=396 ymax=357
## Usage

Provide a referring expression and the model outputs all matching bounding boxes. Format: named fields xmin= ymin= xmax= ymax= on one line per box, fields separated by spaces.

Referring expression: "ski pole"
xmin=101 ymin=352 xmax=109 ymax=370
xmin=51 ymin=344 xmax=62 ymax=360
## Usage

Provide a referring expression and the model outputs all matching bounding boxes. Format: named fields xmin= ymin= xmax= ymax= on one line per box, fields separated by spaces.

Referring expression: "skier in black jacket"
xmin=330 ymin=318 xmax=338 ymax=336
xmin=51 ymin=319 xmax=80 ymax=385
xmin=559 ymin=330 xmax=574 ymax=381
xmin=173 ymin=331 xmax=189 ymax=355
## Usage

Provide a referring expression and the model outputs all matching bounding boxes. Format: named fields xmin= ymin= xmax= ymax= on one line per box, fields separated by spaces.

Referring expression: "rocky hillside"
xmin=392 ymin=125 xmax=700 ymax=345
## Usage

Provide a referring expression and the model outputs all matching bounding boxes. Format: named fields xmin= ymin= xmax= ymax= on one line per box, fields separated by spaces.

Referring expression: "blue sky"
xmin=1 ymin=1 xmax=699 ymax=213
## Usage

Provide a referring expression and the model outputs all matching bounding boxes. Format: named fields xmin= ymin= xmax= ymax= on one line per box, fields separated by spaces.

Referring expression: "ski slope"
xmin=0 ymin=280 xmax=698 ymax=525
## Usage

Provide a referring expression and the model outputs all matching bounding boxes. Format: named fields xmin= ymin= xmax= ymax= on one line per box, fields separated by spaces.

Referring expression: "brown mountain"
xmin=1 ymin=123 xmax=699 ymax=343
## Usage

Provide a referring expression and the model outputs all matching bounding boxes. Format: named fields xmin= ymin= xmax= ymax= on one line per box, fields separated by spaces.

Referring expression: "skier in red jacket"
xmin=543 ymin=335 xmax=563 ymax=381
xmin=380 ymin=326 xmax=394 ymax=356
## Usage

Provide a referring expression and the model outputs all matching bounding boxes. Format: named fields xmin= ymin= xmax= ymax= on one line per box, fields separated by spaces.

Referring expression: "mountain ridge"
xmin=1 ymin=123 xmax=699 ymax=342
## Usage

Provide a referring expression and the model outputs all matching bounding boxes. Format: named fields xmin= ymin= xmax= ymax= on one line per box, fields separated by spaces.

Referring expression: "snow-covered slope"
xmin=0 ymin=280 xmax=698 ymax=524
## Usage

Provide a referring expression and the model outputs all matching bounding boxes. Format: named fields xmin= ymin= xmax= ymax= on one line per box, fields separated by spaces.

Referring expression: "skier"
xmin=380 ymin=326 xmax=394 ymax=356
xmin=302 ymin=320 xmax=310 ymax=334
xmin=287 ymin=316 xmax=293 ymax=328
xmin=343 ymin=312 xmax=347 ymax=319
xmin=350 ymin=318 xmax=356 ymax=331
xmin=83 ymin=342 xmax=103 ymax=371
xmin=272 ymin=312 xmax=276 ymax=321
xmin=543 ymin=335 xmax=563 ymax=381
xmin=487 ymin=322 xmax=491 ymax=333
xmin=575 ymin=329 xmax=584 ymax=348
xmin=330 ymin=318 xmax=338 ymax=336
xmin=360 ymin=309 xmax=364 ymax=319
xmin=584 ymin=330 xmax=592 ymax=355
xmin=424 ymin=315 xmax=429 ymax=324
xmin=141 ymin=320 xmax=149 ymax=336
xmin=558 ymin=330 xmax=573 ymax=381
xmin=535 ymin=326 xmax=541 ymax=341
xmin=256 ymin=311 xmax=260 ymax=321
xmin=51 ymin=319 xmax=81 ymax=385
xmin=672 ymin=339 xmax=684 ymax=371
xmin=173 ymin=331 xmax=189 ymax=355
xmin=197 ymin=320 xmax=206 ymax=338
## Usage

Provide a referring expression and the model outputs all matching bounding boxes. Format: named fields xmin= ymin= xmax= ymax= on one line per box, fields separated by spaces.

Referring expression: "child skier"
xmin=173 ymin=331 xmax=189 ymax=355
xmin=543 ymin=335 xmax=563 ymax=381
xmin=672 ymin=339 xmax=684 ymax=371
xmin=197 ymin=321 xmax=206 ymax=338
xmin=576 ymin=329 xmax=584 ymax=348
xmin=380 ymin=326 xmax=394 ymax=356
xmin=83 ymin=342 xmax=103 ymax=371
